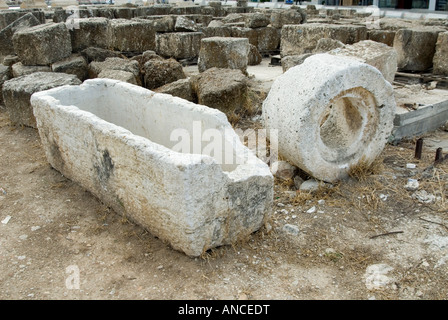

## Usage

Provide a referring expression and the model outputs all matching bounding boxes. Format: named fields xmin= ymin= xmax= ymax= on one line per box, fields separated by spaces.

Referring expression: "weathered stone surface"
xmin=199 ymin=26 xmax=232 ymax=38
xmin=2 ymin=72 xmax=81 ymax=127
xmin=281 ymin=53 xmax=314 ymax=72
xmin=191 ymin=67 xmax=248 ymax=113
xmin=222 ymin=13 xmax=244 ymax=24
xmin=207 ymin=20 xmax=224 ymax=28
xmin=89 ymin=57 xmax=141 ymax=85
xmin=154 ymin=78 xmax=195 ymax=102
xmin=20 ymin=0 xmax=47 ymax=9
xmin=281 ymin=23 xmax=367 ymax=56
xmin=108 ymin=19 xmax=156 ymax=52
xmin=255 ymin=26 xmax=281 ymax=53
xmin=30 ymin=78 xmax=273 ymax=257
xmin=0 ymin=12 xmax=41 ymax=57
xmin=313 ymin=38 xmax=345 ymax=53
xmin=243 ymin=13 xmax=269 ymax=29
xmin=433 ymin=32 xmax=448 ymax=76
xmin=0 ymin=0 xmax=9 ymax=10
xmin=113 ymin=7 xmax=136 ymax=19
xmin=248 ymin=44 xmax=262 ymax=66
xmin=81 ymin=47 xmax=124 ymax=63
xmin=330 ymin=40 xmax=398 ymax=83
xmin=155 ymin=32 xmax=203 ymax=60
xmin=393 ymin=28 xmax=442 ymax=72
xmin=367 ymin=29 xmax=396 ymax=47
xmin=198 ymin=37 xmax=249 ymax=73
xmin=174 ymin=15 xmax=198 ymax=32
xmin=11 ymin=62 xmax=51 ymax=77
xmin=0 ymin=64 xmax=11 ymax=105
xmin=143 ymin=58 xmax=186 ymax=90
xmin=135 ymin=15 xmax=175 ymax=33
xmin=13 ymin=22 xmax=71 ymax=66
xmin=263 ymin=54 xmax=396 ymax=182
xmin=98 ymin=69 xmax=139 ymax=85
xmin=0 ymin=9 xmax=45 ymax=30
xmin=51 ymin=54 xmax=88 ymax=81
xmin=270 ymin=9 xmax=303 ymax=29
xmin=271 ymin=160 xmax=297 ymax=181
xmin=70 ymin=18 xmax=110 ymax=52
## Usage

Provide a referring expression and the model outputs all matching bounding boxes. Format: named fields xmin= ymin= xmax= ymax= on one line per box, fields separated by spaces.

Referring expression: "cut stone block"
xmin=70 ymin=18 xmax=110 ymax=52
xmin=2 ymin=72 xmax=81 ymax=127
xmin=143 ymin=58 xmax=186 ymax=90
xmin=0 ymin=0 xmax=9 ymax=10
xmin=135 ymin=15 xmax=175 ymax=33
xmin=81 ymin=47 xmax=124 ymax=63
xmin=243 ymin=13 xmax=269 ymax=29
xmin=367 ymin=29 xmax=395 ymax=47
xmin=263 ymin=54 xmax=396 ymax=182
xmin=174 ymin=15 xmax=198 ymax=32
xmin=281 ymin=23 xmax=367 ymax=56
xmin=230 ymin=26 xmax=257 ymax=48
xmin=51 ymin=54 xmax=88 ymax=81
xmin=330 ymin=40 xmax=398 ymax=84
xmin=191 ymin=67 xmax=248 ymax=113
xmin=199 ymin=26 xmax=232 ymax=38
xmin=0 ymin=9 xmax=45 ymax=30
xmin=89 ymin=57 xmax=141 ymax=85
xmin=113 ymin=7 xmax=136 ymax=19
xmin=30 ymin=78 xmax=273 ymax=257
xmin=393 ymin=28 xmax=442 ymax=72
xmin=433 ymin=32 xmax=448 ymax=76
xmin=153 ymin=78 xmax=195 ymax=102
xmin=155 ymin=32 xmax=203 ymax=60
xmin=108 ymin=19 xmax=156 ymax=53
xmin=255 ymin=27 xmax=281 ymax=53
xmin=270 ymin=8 xmax=303 ymax=29
xmin=20 ymin=0 xmax=47 ymax=9
xmin=0 ymin=12 xmax=41 ymax=57
xmin=198 ymin=37 xmax=249 ymax=73
xmin=3 ymin=55 xmax=19 ymax=67
xmin=207 ymin=20 xmax=224 ymax=28
xmin=313 ymin=38 xmax=345 ymax=53
xmin=12 ymin=22 xmax=72 ymax=66
xmin=11 ymin=62 xmax=51 ymax=77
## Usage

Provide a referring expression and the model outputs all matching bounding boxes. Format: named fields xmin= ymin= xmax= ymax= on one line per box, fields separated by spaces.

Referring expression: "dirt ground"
xmin=1 ymin=67 xmax=448 ymax=301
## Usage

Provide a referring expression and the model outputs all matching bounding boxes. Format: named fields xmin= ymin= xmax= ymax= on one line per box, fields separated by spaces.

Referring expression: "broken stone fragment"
xmin=0 ymin=12 xmax=41 ymax=57
xmin=89 ymin=57 xmax=141 ymax=85
xmin=51 ymin=54 xmax=88 ymax=82
xmin=270 ymin=160 xmax=297 ymax=181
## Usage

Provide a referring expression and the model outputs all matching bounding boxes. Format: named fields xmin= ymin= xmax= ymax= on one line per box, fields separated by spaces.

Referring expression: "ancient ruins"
xmin=1 ymin=1 xmax=448 ymax=262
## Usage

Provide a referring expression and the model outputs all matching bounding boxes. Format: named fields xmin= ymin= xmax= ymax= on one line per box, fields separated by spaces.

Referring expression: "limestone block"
xmin=199 ymin=26 xmax=232 ymax=38
xmin=281 ymin=23 xmax=367 ymax=56
xmin=153 ymin=78 xmax=195 ymax=102
xmin=330 ymin=40 xmax=398 ymax=84
xmin=70 ymin=18 xmax=110 ymax=52
xmin=134 ymin=15 xmax=175 ymax=33
xmin=30 ymin=78 xmax=273 ymax=256
xmin=255 ymin=26 xmax=280 ymax=53
xmin=313 ymin=38 xmax=345 ymax=53
xmin=0 ymin=10 xmax=45 ymax=30
xmin=108 ymin=19 xmax=156 ymax=53
xmin=50 ymin=0 xmax=78 ymax=8
xmin=20 ymin=0 xmax=47 ymax=9
xmin=89 ymin=57 xmax=141 ymax=85
xmin=367 ymin=30 xmax=395 ymax=47
xmin=0 ymin=0 xmax=9 ymax=10
xmin=113 ymin=7 xmax=136 ymax=19
xmin=243 ymin=13 xmax=269 ymax=29
xmin=174 ymin=15 xmax=198 ymax=32
xmin=191 ymin=67 xmax=248 ymax=113
xmin=263 ymin=54 xmax=396 ymax=182
xmin=143 ymin=58 xmax=186 ymax=90
xmin=230 ymin=26 xmax=257 ymax=48
xmin=51 ymin=54 xmax=88 ymax=81
xmin=0 ymin=12 xmax=41 ymax=57
xmin=198 ymin=37 xmax=249 ymax=73
xmin=2 ymin=72 xmax=81 ymax=127
xmin=155 ymin=32 xmax=203 ymax=60
xmin=12 ymin=22 xmax=72 ymax=66
xmin=270 ymin=9 xmax=303 ymax=29
xmin=393 ymin=28 xmax=442 ymax=72
xmin=433 ymin=32 xmax=448 ymax=76
xmin=11 ymin=62 xmax=50 ymax=77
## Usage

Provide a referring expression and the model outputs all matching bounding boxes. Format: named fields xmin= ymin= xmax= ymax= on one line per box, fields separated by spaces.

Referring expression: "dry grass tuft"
xmin=348 ymin=157 xmax=383 ymax=182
